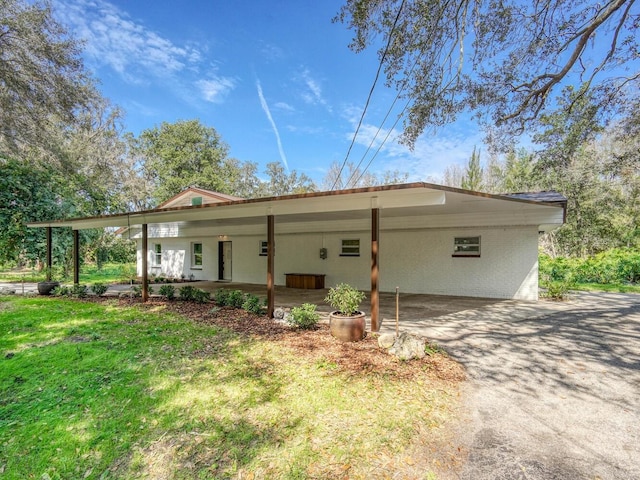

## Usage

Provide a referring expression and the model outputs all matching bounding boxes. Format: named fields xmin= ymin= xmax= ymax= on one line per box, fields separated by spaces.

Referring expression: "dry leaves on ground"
xmin=108 ymin=298 xmax=465 ymax=384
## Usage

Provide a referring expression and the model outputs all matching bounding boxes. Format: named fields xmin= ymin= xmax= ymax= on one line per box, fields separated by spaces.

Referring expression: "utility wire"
xmin=351 ymin=97 xmax=412 ymax=186
xmin=344 ymin=53 xmax=423 ymax=188
xmin=331 ymin=0 xmax=406 ymax=191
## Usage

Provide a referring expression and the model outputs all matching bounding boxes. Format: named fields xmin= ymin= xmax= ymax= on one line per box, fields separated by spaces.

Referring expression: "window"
xmin=191 ymin=243 xmax=203 ymax=268
xmin=191 ymin=196 xmax=203 ymax=206
xmin=154 ymin=244 xmax=162 ymax=265
xmin=340 ymin=239 xmax=360 ymax=257
xmin=259 ymin=240 xmax=268 ymax=256
xmin=453 ymin=236 xmax=481 ymax=257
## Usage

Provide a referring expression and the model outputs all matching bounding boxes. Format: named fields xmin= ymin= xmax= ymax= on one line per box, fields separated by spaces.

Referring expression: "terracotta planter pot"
xmin=37 ymin=281 xmax=60 ymax=296
xmin=329 ymin=311 xmax=366 ymax=342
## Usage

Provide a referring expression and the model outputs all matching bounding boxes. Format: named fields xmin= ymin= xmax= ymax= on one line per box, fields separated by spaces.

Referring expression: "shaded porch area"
xmin=172 ymin=281 xmax=504 ymax=326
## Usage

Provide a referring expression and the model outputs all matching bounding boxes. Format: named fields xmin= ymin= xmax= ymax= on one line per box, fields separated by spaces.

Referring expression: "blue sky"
xmin=53 ymin=0 xmax=485 ymax=185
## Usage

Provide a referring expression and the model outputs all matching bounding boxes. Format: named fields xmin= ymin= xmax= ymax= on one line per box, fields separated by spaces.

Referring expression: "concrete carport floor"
xmin=191 ymin=281 xmax=502 ymax=323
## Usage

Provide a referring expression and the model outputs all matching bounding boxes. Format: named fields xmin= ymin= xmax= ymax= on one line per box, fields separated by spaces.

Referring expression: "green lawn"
xmin=572 ymin=282 xmax=640 ymax=294
xmin=0 ymin=263 xmax=136 ymax=284
xmin=0 ymin=296 xmax=456 ymax=479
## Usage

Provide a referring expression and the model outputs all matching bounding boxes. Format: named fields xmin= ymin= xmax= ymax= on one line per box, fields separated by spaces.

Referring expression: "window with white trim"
xmin=340 ymin=239 xmax=360 ymax=257
xmin=191 ymin=242 xmax=203 ymax=268
xmin=453 ymin=236 xmax=481 ymax=257
xmin=153 ymin=244 xmax=162 ymax=265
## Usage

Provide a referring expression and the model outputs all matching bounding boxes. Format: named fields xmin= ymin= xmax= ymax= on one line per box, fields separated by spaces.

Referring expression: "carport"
xmin=27 ymin=183 xmax=566 ymax=332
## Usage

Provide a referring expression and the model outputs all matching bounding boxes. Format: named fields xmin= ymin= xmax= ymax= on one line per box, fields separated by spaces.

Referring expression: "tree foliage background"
xmin=336 ymin=0 xmax=639 ymax=146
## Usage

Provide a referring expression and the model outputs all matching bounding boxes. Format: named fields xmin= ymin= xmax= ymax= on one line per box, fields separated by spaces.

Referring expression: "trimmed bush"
xmin=158 ymin=284 xmax=176 ymax=300
xmin=227 ymin=289 xmax=245 ymax=309
xmin=92 ymin=283 xmax=108 ymax=297
xmin=541 ymin=281 xmax=572 ymax=300
xmin=132 ymin=284 xmax=154 ymax=297
xmin=193 ymin=289 xmax=211 ymax=304
xmin=289 ymin=303 xmax=320 ymax=329
xmin=242 ymin=294 xmax=264 ymax=315
xmin=51 ymin=285 xmax=70 ymax=297
xmin=178 ymin=285 xmax=199 ymax=301
xmin=213 ymin=289 xmax=231 ymax=306
xmin=70 ymin=284 xmax=89 ymax=298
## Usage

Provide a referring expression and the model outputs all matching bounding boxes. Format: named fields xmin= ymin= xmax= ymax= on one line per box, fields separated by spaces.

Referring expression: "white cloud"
xmin=274 ymin=102 xmax=295 ymax=112
xmin=256 ymin=80 xmax=289 ymax=171
xmin=298 ymin=68 xmax=331 ymax=112
xmin=342 ymin=107 xmax=483 ymax=181
xmin=55 ymin=0 xmax=201 ymax=80
xmin=196 ymin=76 xmax=236 ymax=103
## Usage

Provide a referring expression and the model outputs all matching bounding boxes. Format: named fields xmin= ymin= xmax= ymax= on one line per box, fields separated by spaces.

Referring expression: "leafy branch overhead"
xmin=335 ymin=0 xmax=640 ymax=145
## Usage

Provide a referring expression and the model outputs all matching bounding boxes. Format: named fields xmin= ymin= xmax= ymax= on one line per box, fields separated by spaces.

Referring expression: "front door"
xmin=218 ymin=241 xmax=232 ymax=281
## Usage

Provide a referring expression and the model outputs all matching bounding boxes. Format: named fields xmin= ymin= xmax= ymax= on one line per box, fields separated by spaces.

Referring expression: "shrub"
xmin=324 ymin=283 xmax=365 ymax=316
xmin=92 ymin=283 xmax=108 ymax=297
xmin=289 ymin=303 xmax=320 ymax=329
xmin=213 ymin=289 xmax=231 ymax=306
xmin=52 ymin=285 xmax=70 ymax=297
xmin=132 ymin=284 xmax=154 ymax=297
xmin=193 ymin=289 xmax=210 ymax=304
xmin=179 ymin=285 xmax=199 ymax=301
xmin=70 ymin=284 xmax=89 ymax=299
xmin=541 ymin=280 xmax=572 ymax=300
xmin=227 ymin=289 xmax=245 ymax=309
xmin=242 ymin=294 xmax=264 ymax=314
xmin=158 ymin=284 xmax=176 ymax=300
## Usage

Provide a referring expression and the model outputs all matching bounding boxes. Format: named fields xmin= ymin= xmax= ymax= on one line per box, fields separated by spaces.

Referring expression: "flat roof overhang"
xmin=27 ymin=182 xmax=567 ymax=231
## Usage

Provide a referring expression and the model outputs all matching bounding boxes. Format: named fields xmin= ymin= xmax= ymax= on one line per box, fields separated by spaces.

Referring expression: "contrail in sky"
xmin=256 ymin=79 xmax=289 ymax=171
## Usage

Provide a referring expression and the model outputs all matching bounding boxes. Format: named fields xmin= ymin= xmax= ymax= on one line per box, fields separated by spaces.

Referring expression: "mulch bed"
xmin=94 ymin=297 xmax=466 ymax=384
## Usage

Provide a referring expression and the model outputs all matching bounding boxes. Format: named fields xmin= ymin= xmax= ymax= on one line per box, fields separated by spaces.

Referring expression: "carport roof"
xmin=27 ymin=182 xmax=566 ymax=231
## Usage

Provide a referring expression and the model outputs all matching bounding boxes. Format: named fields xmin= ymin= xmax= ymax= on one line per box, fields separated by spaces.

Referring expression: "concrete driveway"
xmin=391 ymin=292 xmax=640 ymax=479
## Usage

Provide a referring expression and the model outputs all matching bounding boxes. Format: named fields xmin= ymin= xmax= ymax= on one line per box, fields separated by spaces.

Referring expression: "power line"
xmin=331 ymin=0 xmax=406 ymax=191
xmin=344 ymin=53 xmax=423 ymax=188
xmin=351 ymin=97 xmax=412 ymax=186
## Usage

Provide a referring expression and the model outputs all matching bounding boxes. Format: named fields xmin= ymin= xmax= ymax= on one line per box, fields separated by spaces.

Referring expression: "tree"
xmin=442 ymin=163 xmax=464 ymax=188
xmin=0 ymin=0 xmax=97 ymax=155
xmin=461 ymin=147 xmax=484 ymax=191
xmin=0 ymin=158 xmax=73 ymax=266
xmin=262 ymin=162 xmax=317 ymax=196
xmin=321 ymin=161 xmax=409 ymax=190
xmin=336 ymin=0 xmax=639 ymax=146
xmin=134 ymin=120 xmax=238 ymax=205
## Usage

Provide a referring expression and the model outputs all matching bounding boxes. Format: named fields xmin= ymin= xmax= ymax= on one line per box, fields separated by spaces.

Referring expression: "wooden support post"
xmin=371 ymin=207 xmax=380 ymax=332
xmin=73 ymin=229 xmax=80 ymax=285
xmin=46 ymin=227 xmax=52 ymax=281
xmin=142 ymin=224 xmax=148 ymax=302
xmin=267 ymin=214 xmax=275 ymax=318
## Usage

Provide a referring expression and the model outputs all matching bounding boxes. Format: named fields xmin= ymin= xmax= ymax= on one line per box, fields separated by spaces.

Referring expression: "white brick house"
xmin=29 ymin=183 xmax=566 ymax=326
xmin=119 ymin=184 xmax=565 ymax=301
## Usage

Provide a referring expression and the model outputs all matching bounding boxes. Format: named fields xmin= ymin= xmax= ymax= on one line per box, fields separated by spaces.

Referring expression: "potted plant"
xmin=324 ymin=283 xmax=366 ymax=342
xmin=37 ymin=267 xmax=60 ymax=295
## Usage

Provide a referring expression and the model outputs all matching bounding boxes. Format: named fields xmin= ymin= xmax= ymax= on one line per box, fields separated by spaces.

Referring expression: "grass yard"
xmin=0 ymin=263 xmax=136 ymax=284
xmin=0 ymin=296 xmax=464 ymax=479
